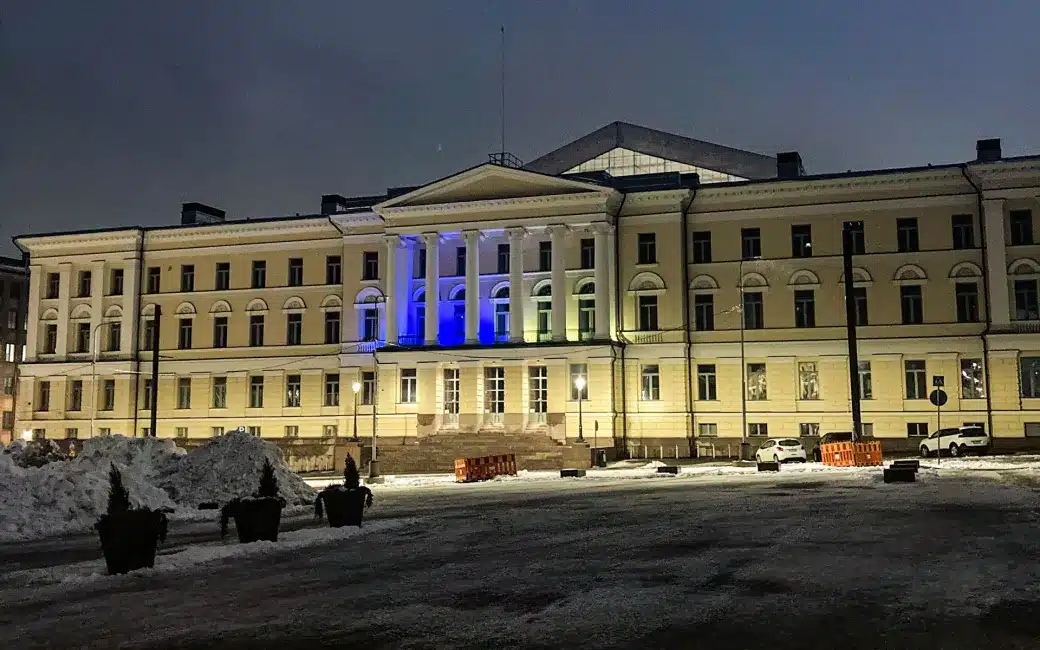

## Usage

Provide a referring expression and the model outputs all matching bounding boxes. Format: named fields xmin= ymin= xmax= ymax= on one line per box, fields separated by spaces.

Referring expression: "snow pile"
xmin=159 ymin=431 xmax=315 ymax=507
xmin=2 ymin=439 xmax=68 ymax=468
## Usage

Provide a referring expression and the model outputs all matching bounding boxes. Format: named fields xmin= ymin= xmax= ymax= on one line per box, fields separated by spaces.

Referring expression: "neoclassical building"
xmin=12 ymin=122 xmax=1040 ymax=462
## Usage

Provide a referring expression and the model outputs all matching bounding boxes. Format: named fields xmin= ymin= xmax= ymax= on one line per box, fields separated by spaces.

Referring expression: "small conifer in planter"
xmin=314 ymin=454 xmax=374 ymax=528
xmin=221 ymin=458 xmax=286 ymax=543
xmin=95 ymin=464 xmax=169 ymax=575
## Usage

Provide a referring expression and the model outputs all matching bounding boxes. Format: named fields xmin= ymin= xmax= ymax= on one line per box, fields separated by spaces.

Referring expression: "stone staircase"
xmin=375 ymin=430 xmax=592 ymax=475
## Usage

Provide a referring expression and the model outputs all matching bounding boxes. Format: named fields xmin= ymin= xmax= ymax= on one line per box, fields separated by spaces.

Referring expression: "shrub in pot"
xmin=221 ymin=458 xmax=286 ymax=543
xmin=95 ymin=464 xmax=168 ymax=575
xmin=314 ymin=454 xmax=374 ymax=528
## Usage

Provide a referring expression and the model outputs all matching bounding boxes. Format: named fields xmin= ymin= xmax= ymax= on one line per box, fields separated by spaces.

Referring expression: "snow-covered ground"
xmin=2 ymin=467 xmax=1039 ymax=648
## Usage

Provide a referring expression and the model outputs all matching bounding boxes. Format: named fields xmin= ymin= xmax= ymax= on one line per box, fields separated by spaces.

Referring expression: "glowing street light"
xmin=351 ymin=380 xmax=362 ymax=441
xmin=21 ymin=429 xmax=32 ymax=442
xmin=574 ymin=376 xmax=586 ymax=443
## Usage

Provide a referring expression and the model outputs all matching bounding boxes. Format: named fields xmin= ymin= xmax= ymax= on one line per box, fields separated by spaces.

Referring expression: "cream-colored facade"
xmin=13 ymin=125 xmax=1040 ymax=456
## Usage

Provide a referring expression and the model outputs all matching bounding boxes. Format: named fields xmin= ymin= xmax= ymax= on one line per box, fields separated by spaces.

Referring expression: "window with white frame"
xmin=529 ymin=366 xmax=547 ymax=420
xmin=798 ymin=362 xmax=819 ymax=400
xmin=284 ymin=425 xmax=299 ymax=438
xmin=286 ymin=313 xmax=302 ymax=345
xmin=748 ymin=423 xmax=768 ymax=437
xmin=961 ymin=359 xmax=984 ymax=399
xmin=747 ymin=363 xmax=767 ymax=401
xmin=212 ymin=377 xmax=227 ymax=408
xmin=361 ymin=371 xmax=375 ymax=405
xmin=641 ymin=364 xmax=660 ymax=400
xmin=443 ymin=368 xmax=460 ymax=423
xmin=325 ymin=311 xmax=341 ymax=344
xmin=324 ymin=373 xmax=339 ymax=407
xmin=484 ymin=367 xmax=505 ymax=421
xmin=176 ymin=377 xmax=190 ymax=409
xmin=637 ymin=295 xmax=658 ymax=331
xmin=362 ymin=308 xmax=379 ymax=341
xmin=858 ymin=361 xmax=873 ymax=399
xmin=1020 ymin=357 xmax=1040 ymax=398
xmin=400 ymin=368 xmax=417 ymax=403
xmin=799 ymin=423 xmax=820 ymax=437
xmin=905 ymin=360 xmax=926 ymax=399
xmin=569 ymin=363 xmax=588 ymax=400
xmin=175 ymin=427 xmax=188 ymax=438
xmin=697 ymin=364 xmax=716 ymax=400
xmin=698 ymin=422 xmax=718 ymax=437
xmin=247 ymin=425 xmax=261 ymax=437
xmin=285 ymin=374 xmax=301 ymax=407
xmin=249 ymin=376 xmax=264 ymax=408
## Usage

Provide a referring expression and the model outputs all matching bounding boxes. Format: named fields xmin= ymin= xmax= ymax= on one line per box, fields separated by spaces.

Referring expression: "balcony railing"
xmin=494 ymin=332 xmax=510 ymax=344
xmin=994 ymin=320 xmax=1040 ymax=334
xmin=397 ymin=335 xmax=425 ymax=347
xmin=578 ymin=330 xmax=595 ymax=343
xmin=631 ymin=331 xmax=665 ymax=345
xmin=536 ymin=331 xmax=552 ymax=343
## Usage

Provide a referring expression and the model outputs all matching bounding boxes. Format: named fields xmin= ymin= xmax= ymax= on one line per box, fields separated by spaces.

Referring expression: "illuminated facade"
xmin=12 ymin=122 xmax=1040 ymax=459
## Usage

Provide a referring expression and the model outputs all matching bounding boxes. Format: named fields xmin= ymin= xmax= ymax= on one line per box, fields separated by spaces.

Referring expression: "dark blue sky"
xmin=2 ymin=0 xmax=1038 ymax=254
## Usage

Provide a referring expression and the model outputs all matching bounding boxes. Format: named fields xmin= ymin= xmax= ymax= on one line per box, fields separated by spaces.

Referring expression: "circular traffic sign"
xmin=929 ymin=389 xmax=948 ymax=407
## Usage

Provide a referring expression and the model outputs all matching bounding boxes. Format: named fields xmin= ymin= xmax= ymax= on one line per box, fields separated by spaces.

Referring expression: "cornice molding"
xmin=379 ymin=191 xmax=611 ymax=222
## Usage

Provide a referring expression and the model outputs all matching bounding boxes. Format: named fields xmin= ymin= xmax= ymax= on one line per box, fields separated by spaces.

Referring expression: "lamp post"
xmin=351 ymin=380 xmax=361 ymax=441
xmin=88 ymin=320 xmax=108 ymax=439
xmin=738 ymin=256 xmax=761 ymax=461
xmin=21 ymin=429 xmax=32 ymax=442
xmin=574 ymin=375 xmax=586 ymax=443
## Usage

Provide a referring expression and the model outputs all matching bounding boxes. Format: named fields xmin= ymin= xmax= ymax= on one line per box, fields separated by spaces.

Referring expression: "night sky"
xmin=2 ymin=0 xmax=1039 ymax=254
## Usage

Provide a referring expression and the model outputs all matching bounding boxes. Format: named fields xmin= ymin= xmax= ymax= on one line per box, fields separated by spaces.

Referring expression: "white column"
xmin=463 ymin=230 xmax=480 ymax=344
xmin=383 ymin=235 xmax=400 ymax=345
xmin=89 ymin=259 xmax=105 ymax=353
xmin=55 ymin=262 xmax=72 ymax=356
xmin=593 ymin=223 xmax=612 ymax=340
xmin=507 ymin=227 xmax=526 ymax=343
xmin=121 ymin=255 xmax=141 ymax=354
xmin=548 ymin=225 xmax=569 ymax=341
xmin=983 ymin=198 xmax=1010 ymax=326
xmin=24 ymin=265 xmax=41 ymax=361
xmin=422 ymin=233 xmax=440 ymax=344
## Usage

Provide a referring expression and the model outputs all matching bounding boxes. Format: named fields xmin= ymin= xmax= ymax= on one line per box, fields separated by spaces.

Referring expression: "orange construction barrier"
xmin=454 ymin=453 xmax=518 ymax=482
xmin=821 ymin=441 xmax=883 ymax=467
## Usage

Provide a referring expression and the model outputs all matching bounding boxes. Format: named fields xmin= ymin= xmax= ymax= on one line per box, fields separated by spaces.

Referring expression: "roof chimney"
xmin=976 ymin=138 xmax=1002 ymax=163
xmin=181 ymin=202 xmax=225 ymax=225
xmin=776 ymin=152 xmax=804 ymax=179
xmin=321 ymin=194 xmax=349 ymax=215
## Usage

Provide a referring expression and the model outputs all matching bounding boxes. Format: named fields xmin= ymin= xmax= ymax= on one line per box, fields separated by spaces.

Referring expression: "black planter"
xmin=225 ymin=497 xmax=283 ymax=543
xmin=95 ymin=509 xmax=168 ymax=575
xmin=319 ymin=488 xmax=369 ymax=528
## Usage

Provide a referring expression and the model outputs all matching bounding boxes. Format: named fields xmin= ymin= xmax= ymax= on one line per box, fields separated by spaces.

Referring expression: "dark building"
xmin=0 ymin=255 xmax=28 ymax=443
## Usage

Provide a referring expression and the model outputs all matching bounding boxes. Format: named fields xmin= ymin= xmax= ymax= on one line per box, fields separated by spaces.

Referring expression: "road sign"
xmin=933 ymin=375 xmax=944 ymax=387
xmin=929 ymin=389 xmax=948 ymax=407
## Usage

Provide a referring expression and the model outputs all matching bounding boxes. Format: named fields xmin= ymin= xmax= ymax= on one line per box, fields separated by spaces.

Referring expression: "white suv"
xmin=755 ymin=438 xmax=807 ymax=464
xmin=919 ymin=426 xmax=990 ymax=458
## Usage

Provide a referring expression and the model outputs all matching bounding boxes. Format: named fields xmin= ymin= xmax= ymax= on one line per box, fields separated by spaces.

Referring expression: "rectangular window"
xmin=175 ymin=427 xmax=189 ymax=439
xmin=400 ymin=368 xmax=417 ymax=403
xmin=1014 ymin=280 xmax=1039 ymax=320
xmin=180 ymin=265 xmax=195 ymax=292
xmin=178 ymin=318 xmax=192 ymax=349
xmin=698 ymin=423 xmax=718 ymax=437
xmin=444 ymin=368 xmax=461 ymax=421
xmin=415 ymin=248 xmax=426 ymax=279
xmin=846 ymin=221 xmax=865 ymax=254
xmin=2 ymin=412 xmax=15 ymax=429
xmin=858 ymin=361 xmax=873 ymax=400
xmin=579 ymin=239 xmax=594 ymax=270
xmin=485 ymin=367 xmax=505 ymax=419
xmin=637 ymin=295 xmax=658 ymax=331
xmin=212 ymin=377 xmax=227 ymax=408
xmin=951 ymin=214 xmax=974 ymax=249
xmin=142 ymin=378 xmax=153 ymax=409
xmin=76 ymin=322 xmax=91 ymax=353
xmin=853 ymin=287 xmax=868 ymax=326
xmin=46 ymin=272 xmax=60 ymax=299
xmin=641 ymin=364 xmax=660 ymax=401
xmin=31 ymin=429 xmax=45 ymax=440
xmin=742 ymin=292 xmax=764 ymax=329
xmin=69 ymin=380 xmax=83 ymax=411
xmin=362 ymin=251 xmax=379 ymax=280
xmin=322 ymin=425 xmax=338 ymax=438
xmin=37 ymin=381 xmax=51 ymax=411
xmin=2 ymin=375 xmax=11 ymax=394
xmin=637 ymin=233 xmax=657 ymax=264
xmin=215 ymin=262 xmax=230 ymax=290
xmin=102 ymin=379 xmax=115 ymax=410
xmin=694 ymin=294 xmax=714 ymax=331
xmin=109 ymin=268 xmax=124 ymax=296
xmin=249 ymin=376 xmax=264 ymax=408
xmin=78 ymin=271 xmax=92 ymax=298
xmin=6 ymin=309 xmax=15 ymax=330
xmin=1027 ymin=423 xmax=1040 ymax=438
xmin=528 ymin=366 xmax=547 ymax=415
xmin=798 ymin=362 xmax=820 ymax=400
xmin=107 ymin=322 xmax=122 ymax=351
xmin=247 ymin=426 xmax=261 ymax=437
xmin=251 ymin=260 xmax=267 ymax=289
xmin=286 ymin=313 xmax=302 ymax=345
xmin=213 ymin=316 xmax=228 ymax=348
xmin=285 ymin=374 xmax=301 ymax=407
xmin=498 ymin=243 xmax=511 ymax=274
xmin=287 ymin=258 xmax=304 ymax=287
xmin=538 ymin=241 xmax=552 ymax=271
xmin=799 ymin=423 xmax=820 ymax=437
xmin=324 ymin=373 xmax=340 ymax=407
xmin=361 ymin=371 xmax=375 ymax=405
xmin=961 ymin=358 xmax=984 ymax=399
xmin=569 ymin=363 xmax=588 ymax=400
xmin=905 ymin=360 xmax=927 ymax=399
xmin=748 ymin=423 xmax=768 ymax=437
xmin=284 ymin=425 xmax=298 ymax=438
xmin=896 ymin=218 xmax=919 ymax=253
xmin=741 ymin=228 xmax=761 ymax=259
xmin=794 ymin=290 xmax=816 ymax=328
xmin=1010 ymin=209 xmax=1033 ymax=246
xmin=901 ymin=285 xmax=923 ymax=324
xmin=146 ymin=267 xmax=161 ymax=294
xmin=362 ymin=309 xmax=379 ymax=341
xmin=44 ymin=324 xmax=58 ymax=354
xmin=249 ymin=315 xmax=265 ymax=346
xmin=177 ymin=377 xmax=191 ymax=409
xmin=692 ymin=231 xmax=711 ymax=264
xmin=747 ymin=363 xmax=767 ymax=401
xmin=65 ymin=427 xmax=78 ymax=440
xmin=212 ymin=426 xmax=225 ymax=437
xmin=326 ymin=255 xmax=342 ymax=285
xmin=455 ymin=246 xmax=466 ymax=277
xmin=1019 ymin=357 xmax=1040 ymax=398
xmin=907 ymin=423 xmax=928 ymax=437
xmin=324 ymin=311 xmax=340 ymax=344
xmin=496 ymin=302 xmax=511 ymax=340
xmin=697 ymin=364 xmax=716 ymax=401
xmin=791 ymin=224 xmax=812 ymax=257
xmin=955 ymin=282 xmax=980 ymax=323
xmin=143 ymin=319 xmax=156 ymax=351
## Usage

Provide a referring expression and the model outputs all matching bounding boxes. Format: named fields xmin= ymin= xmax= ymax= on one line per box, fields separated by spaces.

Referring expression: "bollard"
xmin=643 ymin=445 xmax=648 ymax=458
xmin=675 ymin=445 xmax=679 ymax=459
xmin=659 ymin=445 xmax=664 ymax=459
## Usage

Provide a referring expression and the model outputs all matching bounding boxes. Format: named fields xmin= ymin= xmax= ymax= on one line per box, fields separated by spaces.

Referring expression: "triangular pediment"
xmin=374 ymin=164 xmax=612 ymax=211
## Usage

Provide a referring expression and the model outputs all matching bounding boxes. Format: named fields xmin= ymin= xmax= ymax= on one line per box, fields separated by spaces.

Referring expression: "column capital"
xmin=383 ymin=234 xmax=403 ymax=249
xmin=591 ymin=222 xmax=615 ymax=236
xmin=462 ymin=229 xmax=483 ymax=243
xmin=421 ymin=232 xmax=443 ymax=245
xmin=547 ymin=224 xmax=570 ymax=238
xmin=506 ymin=227 xmax=527 ymax=240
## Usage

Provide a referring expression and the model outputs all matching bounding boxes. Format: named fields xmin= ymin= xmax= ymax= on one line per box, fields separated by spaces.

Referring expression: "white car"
xmin=755 ymin=438 xmax=807 ymax=464
xmin=919 ymin=426 xmax=990 ymax=457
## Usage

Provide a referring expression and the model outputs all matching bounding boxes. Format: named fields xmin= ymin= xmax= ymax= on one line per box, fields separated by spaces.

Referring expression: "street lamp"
xmin=351 ymin=380 xmax=361 ymax=441
xmin=738 ymin=256 xmax=761 ymax=461
xmin=574 ymin=375 xmax=586 ymax=443
xmin=21 ymin=429 xmax=32 ymax=442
